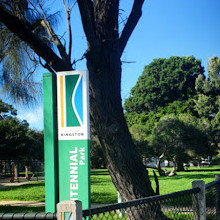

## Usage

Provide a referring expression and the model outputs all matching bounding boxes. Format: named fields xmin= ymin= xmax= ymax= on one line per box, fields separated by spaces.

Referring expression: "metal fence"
xmin=0 ymin=160 xmax=44 ymax=182
xmin=205 ymin=177 xmax=220 ymax=220
xmin=83 ymin=188 xmax=200 ymax=219
xmin=0 ymin=176 xmax=220 ymax=219
xmin=0 ymin=213 xmax=56 ymax=220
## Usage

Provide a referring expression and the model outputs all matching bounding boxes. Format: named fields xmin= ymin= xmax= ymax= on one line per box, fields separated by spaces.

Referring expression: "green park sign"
xmin=43 ymin=71 xmax=90 ymax=212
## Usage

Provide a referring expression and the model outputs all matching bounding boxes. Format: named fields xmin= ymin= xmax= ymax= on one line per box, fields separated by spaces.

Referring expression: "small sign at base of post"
xmin=57 ymin=200 xmax=82 ymax=220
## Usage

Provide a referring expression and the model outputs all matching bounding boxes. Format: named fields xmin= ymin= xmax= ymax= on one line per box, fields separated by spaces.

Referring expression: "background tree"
xmin=0 ymin=117 xmax=29 ymax=160
xmin=124 ymin=56 xmax=204 ymax=133
xmin=150 ymin=114 xmax=211 ymax=171
xmin=0 ymin=99 xmax=44 ymax=161
xmin=25 ymin=129 xmax=44 ymax=161
xmin=124 ymin=56 xmax=204 ymax=114
xmin=0 ymin=1 xmax=159 ymax=217
xmin=90 ymin=136 xmax=106 ymax=169
xmin=124 ymin=56 xmax=218 ymax=171
xmin=0 ymin=99 xmax=17 ymax=119
xmin=195 ymin=56 xmax=220 ymax=150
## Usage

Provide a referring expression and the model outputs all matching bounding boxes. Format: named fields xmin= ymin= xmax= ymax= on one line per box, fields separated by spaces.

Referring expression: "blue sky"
xmin=1 ymin=0 xmax=220 ymax=130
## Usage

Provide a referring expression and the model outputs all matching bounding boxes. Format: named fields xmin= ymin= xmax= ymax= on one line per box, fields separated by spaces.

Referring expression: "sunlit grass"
xmin=0 ymin=182 xmax=45 ymax=202
xmin=90 ymin=170 xmax=117 ymax=204
xmin=0 ymin=166 xmax=219 ymax=205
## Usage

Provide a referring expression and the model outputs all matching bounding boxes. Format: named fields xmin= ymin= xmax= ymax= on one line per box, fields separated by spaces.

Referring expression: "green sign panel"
xmin=43 ymin=73 xmax=59 ymax=213
xmin=57 ymin=71 xmax=90 ymax=210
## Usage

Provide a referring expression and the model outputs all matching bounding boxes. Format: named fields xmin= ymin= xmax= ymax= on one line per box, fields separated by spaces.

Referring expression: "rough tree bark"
xmin=77 ymin=1 xmax=167 ymax=219
xmin=77 ymin=0 xmax=155 ymax=199
xmin=0 ymin=1 xmax=167 ymax=219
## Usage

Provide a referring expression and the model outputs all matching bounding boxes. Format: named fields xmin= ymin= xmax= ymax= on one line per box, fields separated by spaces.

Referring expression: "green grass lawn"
xmin=91 ymin=167 xmax=220 ymax=203
xmin=149 ymin=167 xmax=220 ymax=195
xmin=0 ymin=182 xmax=45 ymax=202
xmin=0 ymin=166 xmax=219 ymax=208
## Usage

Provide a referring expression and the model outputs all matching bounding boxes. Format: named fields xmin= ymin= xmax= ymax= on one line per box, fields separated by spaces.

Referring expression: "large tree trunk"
xmin=0 ymin=1 xmax=167 ymax=219
xmin=86 ymin=45 xmax=166 ymax=219
xmin=87 ymin=45 xmax=154 ymax=199
xmin=176 ymin=157 xmax=185 ymax=172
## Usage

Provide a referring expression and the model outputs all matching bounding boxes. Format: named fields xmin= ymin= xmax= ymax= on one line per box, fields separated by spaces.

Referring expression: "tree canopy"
xmin=124 ymin=56 xmax=204 ymax=114
xmin=150 ymin=114 xmax=210 ymax=171
xmin=0 ymin=99 xmax=44 ymax=161
xmin=195 ymin=56 xmax=220 ymax=149
xmin=125 ymin=56 xmax=219 ymax=171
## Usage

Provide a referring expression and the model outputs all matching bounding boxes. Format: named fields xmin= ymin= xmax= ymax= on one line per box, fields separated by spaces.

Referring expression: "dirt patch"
xmin=0 ymin=180 xmax=33 ymax=189
xmin=0 ymin=201 xmax=45 ymax=207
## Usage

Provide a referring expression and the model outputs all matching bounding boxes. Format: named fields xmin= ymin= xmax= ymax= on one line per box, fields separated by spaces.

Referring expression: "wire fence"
xmin=205 ymin=179 xmax=220 ymax=220
xmin=82 ymin=188 xmax=200 ymax=219
xmin=0 ymin=176 xmax=220 ymax=219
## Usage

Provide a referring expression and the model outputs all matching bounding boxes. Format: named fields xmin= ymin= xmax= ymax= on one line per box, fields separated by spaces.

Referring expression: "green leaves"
xmin=124 ymin=56 xmax=219 ymax=166
xmin=0 ymin=0 xmax=61 ymax=104
xmin=0 ymin=99 xmax=43 ymax=160
xmin=124 ymin=56 xmax=204 ymax=114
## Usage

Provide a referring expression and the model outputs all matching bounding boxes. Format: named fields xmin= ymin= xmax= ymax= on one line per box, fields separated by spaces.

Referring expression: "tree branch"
xmin=63 ymin=0 xmax=77 ymax=63
xmin=34 ymin=0 xmax=70 ymax=64
xmin=0 ymin=5 xmax=73 ymax=72
xmin=77 ymin=0 xmax=97 ymax=49
xmin=119 ymin=0 xmax=145 ymax=57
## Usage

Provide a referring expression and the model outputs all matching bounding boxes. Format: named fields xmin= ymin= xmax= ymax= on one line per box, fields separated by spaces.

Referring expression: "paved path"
xmin=0 ymin=201 xmax=109 ymax=208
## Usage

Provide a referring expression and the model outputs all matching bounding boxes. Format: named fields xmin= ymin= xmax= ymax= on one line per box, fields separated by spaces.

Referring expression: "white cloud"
xmin=18 ymin=106 xmax=43 ymax=130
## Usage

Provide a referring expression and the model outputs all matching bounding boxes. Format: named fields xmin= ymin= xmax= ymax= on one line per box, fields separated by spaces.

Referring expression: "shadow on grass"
xmin=91 ymin=192 xmax=117 ymax=204
xmin=0 ymin=182 xmax=45 ymax=192
xmin=90 ymin=177 xmax=112 ymax=185
xmin=91 ymin=170 xmax=110 ymax=176
xmin=150 ymin=170 xmax=219 ymax=182
xmin=0 ymin=206 xmax=45 ymax=213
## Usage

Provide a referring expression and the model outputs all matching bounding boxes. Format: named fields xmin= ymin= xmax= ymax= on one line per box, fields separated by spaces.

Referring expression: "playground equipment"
xmin=10 ymin=162 xmax=31 ymax=183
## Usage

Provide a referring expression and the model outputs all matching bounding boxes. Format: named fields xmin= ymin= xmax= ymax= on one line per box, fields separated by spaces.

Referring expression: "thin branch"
xmin=33 ymin=0 xmax=70 ymax=64
xmin=63 ymin=0 xmax=76 ymax=63
xmin=70 ymin=1 xmax=77 ymax=12
xmin=27 ymin=0 xmax=44 ymax=23
xmin=119 ymin=0 xmax=145 ymax=57
xmin=72 ymin=53 xmax=86 ymax=67
xmin=39 ymin=57 xmax=56 ymax=74
xmin=121 ymin=60 xmax=136 ymax=64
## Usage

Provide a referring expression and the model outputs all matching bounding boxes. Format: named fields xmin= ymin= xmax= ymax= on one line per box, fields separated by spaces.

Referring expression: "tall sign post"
xmin=57 ymin=71 xmax=90 ymax=210
xmin=43 ymin=73 xmax=59 ymax=213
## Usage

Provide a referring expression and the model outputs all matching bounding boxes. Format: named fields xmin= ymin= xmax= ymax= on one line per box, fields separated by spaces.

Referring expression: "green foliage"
xmin=150 ymin=114 xmax=211 ymax=170
xmin=0 ymin=0 xmax=57 ymax=103
xmin=124 ymin=56 xmax=219 ymax=163
xmin=90 ymin=137 xmax=106 ymax=169
xmin=0 ymin=99 xmax=17 ymax=119
xmin=0 ymin=99 xmax=44 ymax=160
xmin=124 ymin=56 xmax=204 ymax=114
xmin=207 ymin=56 xmax=220 ymax=82
xmin=195 ymin=56 xmax=220 ymax=147
xmin=0 ymin=117 xmax=29 ymax=160
xmin=25 ymin=129 xmax=44 ymax=161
